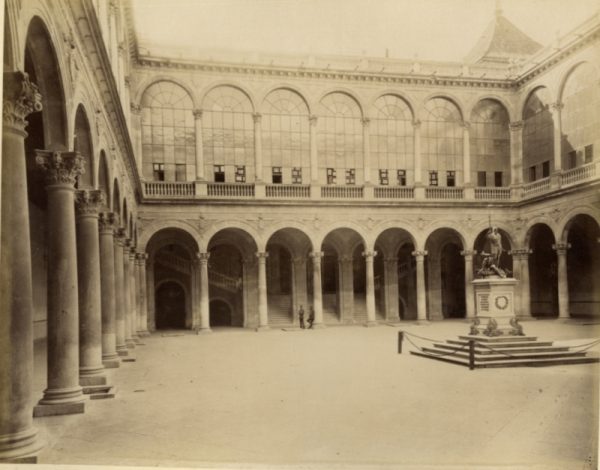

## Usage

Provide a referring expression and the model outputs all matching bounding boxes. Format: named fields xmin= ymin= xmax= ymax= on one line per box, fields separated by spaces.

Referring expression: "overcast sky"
xmin=131 ymin=0 xmax=600 ymax=62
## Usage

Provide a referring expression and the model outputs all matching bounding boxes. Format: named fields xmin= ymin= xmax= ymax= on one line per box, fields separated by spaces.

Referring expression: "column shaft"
xmin=554 ymin=243 xmax=570 ymax=319
xmin=76 ymin=190 xmax=106 ymax=384
xmin=137 ymin=254 xmax=150 ymax=335
xmin=413 ymin=251 xmax=427 ymax=321
xmin=364 ymin=251 xmax=377 ymax=326
xmin=462 ymin=122 xmax=471 ymax=185
xmin=194 ymin=110 xmax=204 ymax=180
xmin=551 ymin=103 xmax=563 ymax=173
xmin=98 ymin=213 xmax=119 ymax=365
xmin=113 ymin=230 xmax=128 ymax=355
xmin=199 ymin=253 xmax=211 ymax=331
xmin=309 ymin=115 xmax=318 ymax=182
xmin=462 ymin=251 xmax=475 ymax=318
xmin=128 ymin=250 xmax=139 ymax=341
xmin=362 ymin=118 xmax=371 ymax=184
xmin=509 ymin=121 xmax=523 ymax=185
xmin=0 ymin=71 xmax=43 ymax=459
xmin=253 ymin=113 xmax=263 ymax=182
xmin=122 ymin=240 xmax=134 ymax=347
xmin=146 ymin=260 xmax=156 ymax=331
xmin=35 ymin=150 xmax=85 ymax=415
xmin=413 ymin=120 xmax=422 ymax=185
xmin=256 ymin=252 xmax=269 ymax=330
xmin=384 ymin=259 xmax=400 ymax=321
xmin=311 ymin=252 xmax=324 ymax=327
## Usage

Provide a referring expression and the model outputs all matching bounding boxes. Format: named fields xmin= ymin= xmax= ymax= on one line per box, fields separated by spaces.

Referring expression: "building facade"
xmin=1 ymin=0 xmax=599 ymax=460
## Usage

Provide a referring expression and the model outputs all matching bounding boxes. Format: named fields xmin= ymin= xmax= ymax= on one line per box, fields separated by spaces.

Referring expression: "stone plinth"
xmin=471 ymin=277 xmax=524 ymax=336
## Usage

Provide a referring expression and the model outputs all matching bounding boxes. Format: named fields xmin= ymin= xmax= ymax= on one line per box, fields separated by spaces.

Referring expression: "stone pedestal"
xmin=471 ymin=277 xmax=524 ymax=336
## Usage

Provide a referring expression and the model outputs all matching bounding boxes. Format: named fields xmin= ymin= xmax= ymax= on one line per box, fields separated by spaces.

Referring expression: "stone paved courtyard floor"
xmin=26 ymin=320 xmax=600 ymax=470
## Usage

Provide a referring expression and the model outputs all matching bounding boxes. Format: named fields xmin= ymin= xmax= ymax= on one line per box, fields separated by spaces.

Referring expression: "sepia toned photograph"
xmin=1 ymin=0 xmax=600 ymax=469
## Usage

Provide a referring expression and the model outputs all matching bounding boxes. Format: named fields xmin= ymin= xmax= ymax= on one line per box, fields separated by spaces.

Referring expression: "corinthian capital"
xmin=3 ymin=71 xmax=43 ymax=132
xmin=35 ymin=150 xmax=84 ymax=186
xmin=98 ymin=212 xmax=116 ymax=233
xmin=75 ymin=189 xmax=105 ymax=216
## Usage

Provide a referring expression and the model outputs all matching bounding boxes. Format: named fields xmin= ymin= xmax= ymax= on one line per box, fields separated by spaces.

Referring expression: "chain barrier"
xmin=401 ymin=331 xmax=471 ymax=358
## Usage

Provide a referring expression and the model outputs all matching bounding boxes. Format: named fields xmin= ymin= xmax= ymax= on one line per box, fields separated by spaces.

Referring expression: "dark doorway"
xmin=155 ymin=282 xmax=186 ymax=329
xmin=209 ymin=299 xmax=233 ymax=326
xmin=441 ymin=243 xmax=466 ymax=318
xmin=529 ymin=224 xmax=558 ymax=317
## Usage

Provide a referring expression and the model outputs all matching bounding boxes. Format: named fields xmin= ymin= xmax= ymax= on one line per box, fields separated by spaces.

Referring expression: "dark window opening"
xmin=153 ymin=163 xmax=165 ymax=181
xmin=429 ymin=171 xmax=438 ymax=186
xmin=272 ymin=167 xmax=282 ymax=184
xmin=542 ymin=160 xmax=550 ymax=178
xmin=235 ymin=166 xmax=246 ymax=183
xmin=585 ymin=144 xmax=593 ymax=163
xmin=327 ymin=168 xmax=336 ymax=185
xmin=214 ymin=164 xmax=225 ymax=183
xmin=397 ymin=169 xmax=406 ymax=186
xmin=494 ymin=171 xmax=503 ymax=187
xmin=292 ymin=167 xmax=302 ymax=184
xmin=379 ymin=169 xmax=388 ymax=186
xmin=477 ymin=171 xmax=486 ymax=187
xmin=346 ymin=168 xmax=356 ymax=185
xmin=446 ymin=171 xmax=455 ymax=187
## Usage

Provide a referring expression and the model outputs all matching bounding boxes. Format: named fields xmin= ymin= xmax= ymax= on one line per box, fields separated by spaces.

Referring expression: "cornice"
xmin=135 ymin=56 xmax=515 ymax=89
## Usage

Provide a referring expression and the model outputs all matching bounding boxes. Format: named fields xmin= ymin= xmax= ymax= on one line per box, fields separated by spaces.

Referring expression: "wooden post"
xmin=469 ymin=339 xmax=475 ymax=370
xmin=398 ymin=331 xmax=404 ymax=354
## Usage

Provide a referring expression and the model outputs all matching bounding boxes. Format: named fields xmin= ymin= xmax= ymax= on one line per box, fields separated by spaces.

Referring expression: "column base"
xmin=117 ymin=348 xmax=129 ymax=357
xmin=255 ymin=325 xmax=270 ymax=332
xmin=365 ymin=321 xmax=378 ymax=327
xmin=126 ymin=340 xmax=136 ymax=349
xmin=195 ymin=327 xmax=212 ymax=335
xmin=133 ymin=337 xmax=143 ymax=344
xmin=121 ymin=357 xmax=136 ymax=362
xmin=33 ymin=401 xmax=85 ymax=417
xmin=311 ymin=323 xmax=326 ymax=329
xmin=102 ymin=358 xmax=120 ymax=368
xmin=137 ymin=330 xmax=151 ymax=337
xmin=79 ymin=374 xmax=107 ymax=387
xmin=82 ymin=384 xmax=113 ymax=395
xmin=0 ymin=427 xmax=43 ymax=462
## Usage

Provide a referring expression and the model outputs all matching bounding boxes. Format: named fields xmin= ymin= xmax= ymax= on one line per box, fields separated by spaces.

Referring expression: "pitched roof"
xmin=465 ymin=12 xmax=543 ymax=64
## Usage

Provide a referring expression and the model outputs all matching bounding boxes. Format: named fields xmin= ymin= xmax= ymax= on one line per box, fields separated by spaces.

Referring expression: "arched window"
xmin=371 ymin=95 xmax=414 ymax=186
xmin=561 ymin=63 xmax=600 ymax=169
xmin=140 ymin=81 xmax=195 ymax=182
xmin=523 ymin=87 xmax=553 ymax=182
xmin=317 ymin=93 xmax=363 ymax=185
xmin=262 ymin=89 xmax=310 ymax=184
xmin=203 ymin=86 xmax=254 ymax=183
xmin=470 ymin=99 xmax=510 ymax=187
xmin=421 ymin=98 xmax=463 ymax=186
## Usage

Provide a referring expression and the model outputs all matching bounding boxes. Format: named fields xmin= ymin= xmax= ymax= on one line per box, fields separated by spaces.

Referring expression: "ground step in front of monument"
xmin=410 ymin=335 xmax=600 ymax=369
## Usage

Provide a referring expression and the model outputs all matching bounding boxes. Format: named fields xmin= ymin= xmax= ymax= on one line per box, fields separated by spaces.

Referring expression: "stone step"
xmin=447 ymin=339 xmax=554 ymax=348
xmin=458 ymin=335 xmax=538 ymax=343
xmin=435 ymin=343 xmax=570 ymax=355
xmin=420 ymin=346 xmax=587 ymax=362
xmin=82 ymin=384 xmax=113 ymax=395
xmin=411 ymin=350 xmax=600 ymax=368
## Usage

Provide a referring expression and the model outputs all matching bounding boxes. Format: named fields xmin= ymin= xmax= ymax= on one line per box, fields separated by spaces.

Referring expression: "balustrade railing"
xmin=209 ymin=270 xmax=242 ymax=292
xmin=561 ymin=162 xmax=597 ymax=186
xmin=144 ymin=181 xmax=195 ymax=197
xmin=425 ymin=187 xmax=464 ymax=199
xmin=266 ymin=184 xmax=310 ymax=198
xmin=155 ymin=253 xmax=192 ymax=274
xmin=474 ymin=187 xmax=511 ymax=200
xmin=321 ymin=185 xmax=364 ymax=199
xmin=207 ymin=183 xmax=255 ymax=197
xmin=522 ymin=177 xmax=550 ymax=197
xmin=374 ymin=187 xmax=414 ymax=199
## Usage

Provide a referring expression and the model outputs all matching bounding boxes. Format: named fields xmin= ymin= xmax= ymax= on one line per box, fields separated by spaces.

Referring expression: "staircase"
xmin=210 ymin=271 xmax=241 ymax=293
xmin=411 ymin=335 xmax=600 ymax=368
xmin=268 ymin=294 xmax=293 ymax=327
xmin=322 ymin=294 xmax=340 ymax=324
xmin=155 ymin=253 xmax=191 ymax=274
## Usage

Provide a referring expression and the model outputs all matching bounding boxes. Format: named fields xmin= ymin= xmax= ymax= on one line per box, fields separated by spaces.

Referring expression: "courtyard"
xmin=29 ymin=320 xmax=599 ymax=470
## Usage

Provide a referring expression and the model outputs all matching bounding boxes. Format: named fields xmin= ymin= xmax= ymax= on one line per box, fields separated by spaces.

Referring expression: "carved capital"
xmin=256 ymin=251 xmax=269 ymax=260
xmin=193 ymin=109 xmax=203 ymax=120
xmin=197 ymin=252 xmax=210 ymax=263
xmin=98 ymin=212 xmax=116 ymax=233
xmin=550 ymin=102 xmax=564 ymax=112
xmin=509 ymin=249 xmax=532 ymax=259
xmin=113 ymin=227 xmax=126 ymax=244
xmin=136 ymin=252 xmax=148 ymax=264
xmin=362 ymin=250 xmax=377 ymax=259
xmin=309 ymin=251 xmax=324 ymax=259
xmin=36 ymin=150 xmax=84 ymax=186
xmin=252 ymin=112 xmax=262 ymax=124
xmin=129 ymin=249 xmax=137 ymax=260
xmin=552 ymin=242 xmax=571 ymax=254
xmin=3 ymin=71 xmax=43 ymax=132
xmin=339 ymin=256 xmax=353 ymax=263
xmin=411 ymin=250 xmax=428 ymax=259
xmin=384 ymin=257 xmax=398 ymax=265
xmin=509 ymin=120 xmax=524 ymax=131
xmin=412 ymin=119 xmax=421 ymax=129
xmin=460 ymin=250 xmax=476 ymax=258
xmin=75 ymin=189 xmax=104 ymax=216
xmin=130 ymin=103 xmax=141 ymax=114
xmin=361 ymin=117 xmax=371 ymax=127
xmin=123 ymin=238 xmax=132 ymax=249
xmin=461 ymin=120 xmax=471 ymax=130
xmin=309 ymin=114 xmax=318 ymax=126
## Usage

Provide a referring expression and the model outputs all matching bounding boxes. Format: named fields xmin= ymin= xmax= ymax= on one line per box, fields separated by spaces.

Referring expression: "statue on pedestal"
xmin=477 ymin=226 xmax=509 ymax=278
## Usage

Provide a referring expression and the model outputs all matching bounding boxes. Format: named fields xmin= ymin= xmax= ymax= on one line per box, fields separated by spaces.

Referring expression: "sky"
xmin=131 ymin=0 xmax=600 ymax=62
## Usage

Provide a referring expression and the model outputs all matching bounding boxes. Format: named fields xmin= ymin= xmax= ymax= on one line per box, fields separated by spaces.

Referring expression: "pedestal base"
xmin=117 ymin=349 xmax=129 ymax=357
xmin=0 ymin=428 xmax=43 ymax=462
xmin=472 ymin=277 xmax=524 ymax=337
xmin=365 ymin=321 xmax=378 ymax=327
xmin=33 ymin=401 xmax=85 ymax=417
xmin=79 ymin=374 xmax=107 ymax=386
xmin=255 ymin=325 xmax=270 ymax=332
xmin=102 ymin=358 xmax=120 ymax=368
xmin=311 ymin=323 xmax=326 ymax=329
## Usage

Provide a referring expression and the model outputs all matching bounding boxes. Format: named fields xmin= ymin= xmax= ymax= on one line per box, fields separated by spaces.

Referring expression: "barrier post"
xmin=469 ymin=339 xmax=475 ymax=370
xmin=398 ymin=331 xmax=404 ymax=354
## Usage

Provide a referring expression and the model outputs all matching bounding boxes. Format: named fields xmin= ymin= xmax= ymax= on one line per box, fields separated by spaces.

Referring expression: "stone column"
xmin=461 ymin=250 xmax=476 ymax=318
xmin=309 ymin=252 xmax=325 ymax=328
xmin=193 ymin=109 xmax=204 ymax=180
xmin=462 ymin=121 xmax=471 ymax=186
xmin=509 ymin=121 xmax=523 ymax=185
xmin=292 ymin=257 xmax=308 ymax=324
xmin=129 ymin=104 xmax=143 ymax=168
xmin=362 ymin=117 xmax=371 ymax=185
xmin=128 ymin=248 xmax=141 ymax=343
xmin=256 ymin=252 xmax=269 ymax=330
xmin=34 ymin=150 xmax=85 ymax=416
xmin=122 ymin=239 xmax=135 ymax=348
xmin=137 ymin=253 xmax=150 ymax=336
xmin=550 ymin=102 xmax=563 ymax=174
xmin=309 ymin=115 xmax=318 ymax=183
xmin=253 ymin=113 xmax=263 ymax=182
xmin=146 ymin=258 xmax=156 ymax=331
xmin=413 ymin=120 xmax=422 ymax=185
xmin=0 ymin=71 xmax=43 ymax=460
xmin=553 ymin=242 xmax=571 ymax=319
xmin=384 ymin=257 xmax=400 ymax=322
xmin=198 ymin=252 xmax=211 ymax=332
xmin=113 ymin=228 xmax=128 ymax=356
xmin=75 ymin=190 xmax=108 ymax=387
xmin=98 ymin=213 xmax=119 ymax=367
xmin=412 ymin=250 xmax=428 ymax=321
xmin=363 ymin=251 xmax=378 ymax=326
xmin=511 ymin=249 xmax=533 ymax=318
xmin=338 ymin=256 xmax=354 ymax=323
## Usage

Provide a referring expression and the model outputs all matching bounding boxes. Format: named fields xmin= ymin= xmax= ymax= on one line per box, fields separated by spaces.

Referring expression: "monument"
xmin=470 ymin=226 xmax=524 ymax=336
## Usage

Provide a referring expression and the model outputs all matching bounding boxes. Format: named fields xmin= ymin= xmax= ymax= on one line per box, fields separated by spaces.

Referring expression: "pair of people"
xmin=298 ymin=305 xmax=314 ymax=329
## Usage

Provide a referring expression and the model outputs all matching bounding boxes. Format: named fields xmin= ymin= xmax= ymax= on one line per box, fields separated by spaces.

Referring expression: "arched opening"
xmin=321 ymin=228 xmax=366 ymax=324
xmin=522 ymin=87 xmax=554 ymax=182
xmin=565 ymin=215 xmax=600 ymax=317
xmin=266 ymin=228 xmax=312 ymax=327
xmin=112 ymin=179 xmax=121 ymax=224
xmin=528 ymin=224 xmax=558 ymax=317
xmin=74 ymin=104 xmax=94 ymax=188
xmin=155 ymin=281 xmax=186 ymax=329
xmin=146 ymin=228 xmax=199 ymax=331
xmin=207 ymin=228 xmax=258 ymax=328
xmin=23 ymin=17 xmax=68 ymax=342
xmin=425 ymin=228 xmax=465 ymax=319
xmin=373 ymin=228 xmax=417 ymax=321
xmin=98 ymin=150 xmax=111 ymax=206
xmin=209 ymin=299 xmax=233 ymax=327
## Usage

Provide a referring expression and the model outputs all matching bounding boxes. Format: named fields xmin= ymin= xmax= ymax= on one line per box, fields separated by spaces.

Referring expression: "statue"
xmin=477 ymin=226 xmax=508 ymax=278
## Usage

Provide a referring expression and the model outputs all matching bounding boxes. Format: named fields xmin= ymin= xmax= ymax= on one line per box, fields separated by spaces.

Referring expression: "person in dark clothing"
xmin=307 ymin=307 xmax=315 ymax=329
xmin=298 ymin=305 xmax=305 ymax=329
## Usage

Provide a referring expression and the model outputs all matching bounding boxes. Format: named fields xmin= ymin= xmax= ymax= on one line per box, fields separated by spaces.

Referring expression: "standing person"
xmin=307 ymin=306 xmax=315 ymax=329
xmin=298 ymin=305 xmax=305 ymax=329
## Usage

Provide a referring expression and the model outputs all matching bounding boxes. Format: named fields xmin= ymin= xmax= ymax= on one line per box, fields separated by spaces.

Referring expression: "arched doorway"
xmin=155 ymin=282 xmax=186 ymax=329
xmin=425 ymin=228 xmax=466 ymax=319
xmin=210 ymin=299 xmax=233 ymax=326
xmin=565 ymin=215 xmax=600 ymax=317
xmin=528 ymin=224 xmax=558 ymax=317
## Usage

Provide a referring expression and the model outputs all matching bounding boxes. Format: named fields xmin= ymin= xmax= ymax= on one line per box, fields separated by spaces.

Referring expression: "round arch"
xmin=139 ymin=220 xmax=203 ymax=253
xmin=558 ymin=61 xmax=600 ymax=103
xmin=263 ymin=222 xmax=317 ymax=253
xmin=417 ymin=92 xmax=466 ymax=122
xmin=466 ymin=94 xmax=515 ymax=123
xmin=73 ymin=103 xmax=95 ymax=188
xmin=519 ymin=84 xmax=553 ymax=120
xmin=259 ymin=85 xmax=312 ymax=115
xmin=558 ymin=207 xmax=600 ymax=242
xmin=199 ymin=81 xmax=257 ymax=112
xmin=133 ymin=75 xmax=198 ymax=109
xmin=317 ymin=222 xmax=369 ymax=251
xmin=368 ymin=91 xmax=416 ymax=120
xmin=203 ymin=221 xmax=262 ymax=253
xmin=317 ymin=88 xmax=365 ymax=117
